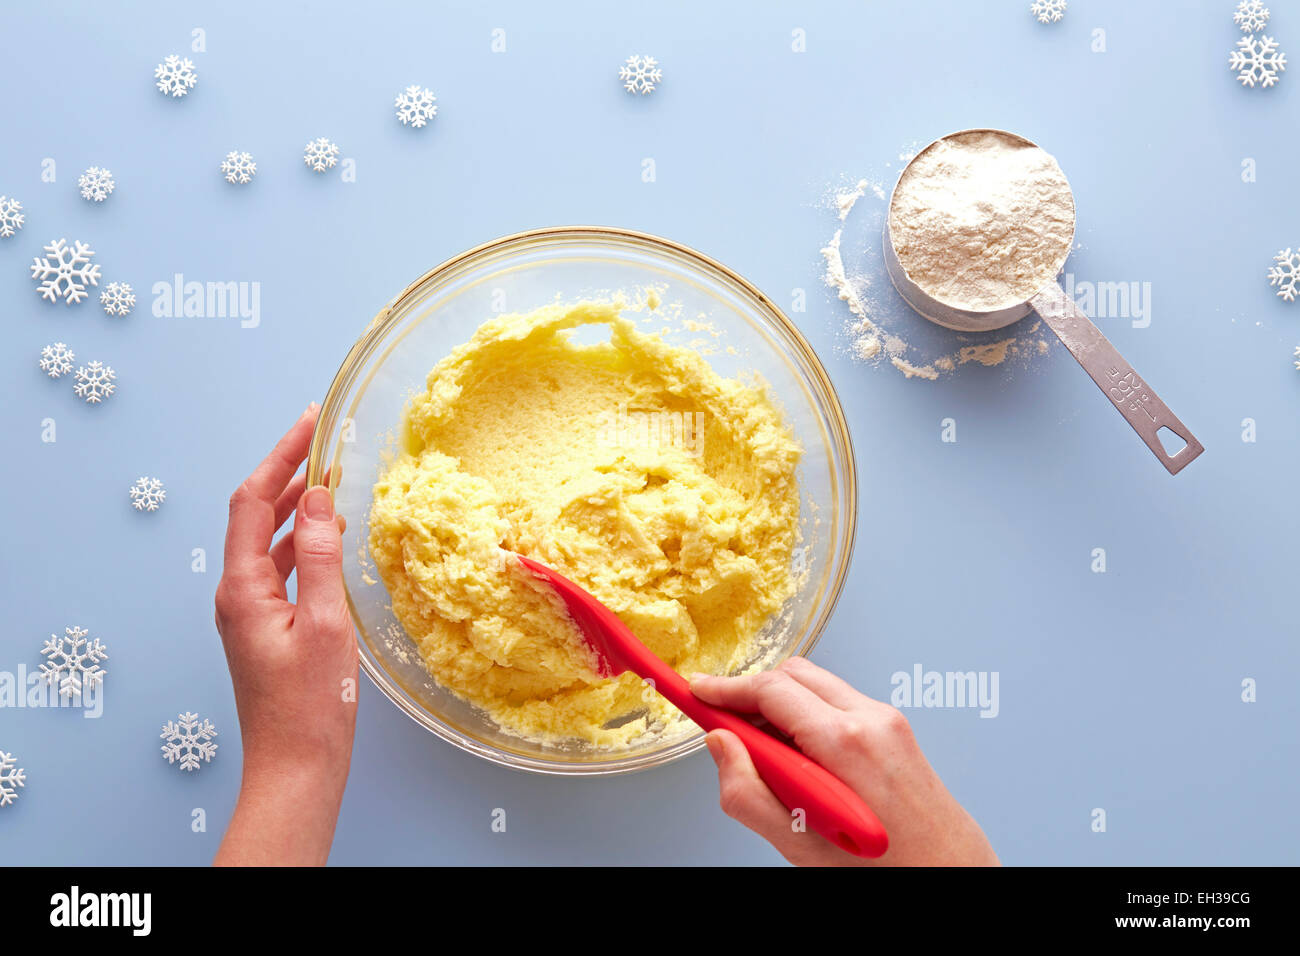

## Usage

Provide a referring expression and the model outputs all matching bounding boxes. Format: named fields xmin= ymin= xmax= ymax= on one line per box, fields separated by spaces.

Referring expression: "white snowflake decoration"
xmin=39 ymin=626 xmax=108 ymax=698
xmin=0 ymin=751 xmax=24 ymax=808
xmin=1268 ymin=248 xmax=1299 ymax=302
xmin=39 ymin=342 xmax=75 ymax=379
xmin=129 ymin=476 xmax=166 ymax=512
xmin=155 ymin=54 xmax=198 ymax=97
xmin=100 ymin=281 xmax=135 ymax=316
xmin=161 ymin=712 xmax=218 ymax=772
xmin=73 ymin=360 xmax=116 ymax=404
xmin=31 ymin=238 xmax=101 ymax=304
xmin=1234 ymin=1 xmax=1270 ymax=34
xmin=78 ymin=166 xmax=115 ymax=203
xmin=304 ymin=137 xmax=340 ymax=173
xmin=1294 ymin=345 xmax=1300 ymax=370
xmin=620 ymin=55 xmax=662 ymax=95
xmin=0 ymin=195 xmax=24 ymax=238
xmin=220 ymin=150 xmax=257 ymax=184
xmin=1229 ymin=34 xmax=1286 ymax=87
xmin=1030 ymin=0 xmax=1067 ymax=24
xmin=395 ymin=85 xmax=438 ymax=127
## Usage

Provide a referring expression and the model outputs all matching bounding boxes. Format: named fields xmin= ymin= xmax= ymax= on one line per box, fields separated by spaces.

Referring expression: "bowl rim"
xmin=308 ymin=224 xmax=859 ymax=776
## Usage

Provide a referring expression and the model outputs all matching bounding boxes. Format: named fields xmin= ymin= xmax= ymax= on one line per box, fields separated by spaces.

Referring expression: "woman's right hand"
xmin=692 ymin=656 xmax=999 ymax=866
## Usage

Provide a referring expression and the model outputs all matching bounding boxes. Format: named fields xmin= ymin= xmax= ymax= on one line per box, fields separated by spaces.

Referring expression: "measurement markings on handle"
xmin=1106 ymin=367 xmax=1157 ymax=424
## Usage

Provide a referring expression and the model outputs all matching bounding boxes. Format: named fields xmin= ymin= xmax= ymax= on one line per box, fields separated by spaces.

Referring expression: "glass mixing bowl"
xmin=307 ymin=226 xmax=856 ymax=775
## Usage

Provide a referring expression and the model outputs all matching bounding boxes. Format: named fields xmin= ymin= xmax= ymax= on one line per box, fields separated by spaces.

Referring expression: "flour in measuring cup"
xmin=820 ymin=159 xmax=1053 ymax=380
xmin=888 ymin=130 xmax=1074 ymax=312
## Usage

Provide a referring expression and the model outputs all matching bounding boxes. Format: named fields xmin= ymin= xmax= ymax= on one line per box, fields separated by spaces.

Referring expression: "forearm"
xmin=215 ymin=759 xmax=349 ymax=866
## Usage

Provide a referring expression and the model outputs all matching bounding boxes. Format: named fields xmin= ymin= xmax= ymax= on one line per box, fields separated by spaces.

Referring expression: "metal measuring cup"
xmin=884 ymin=129 xmax=1203 ymax=475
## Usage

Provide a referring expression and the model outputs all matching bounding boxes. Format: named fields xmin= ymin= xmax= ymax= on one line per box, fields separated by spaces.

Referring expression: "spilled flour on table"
xmin=819 ymin=152 xmax=1055 ymax=381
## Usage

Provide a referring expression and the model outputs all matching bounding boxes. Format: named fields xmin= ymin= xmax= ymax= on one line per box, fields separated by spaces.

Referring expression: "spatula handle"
xmin=649 ymin=666 xmax=890 ymax=859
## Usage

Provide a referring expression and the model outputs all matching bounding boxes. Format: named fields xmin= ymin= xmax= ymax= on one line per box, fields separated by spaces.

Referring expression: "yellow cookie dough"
xmin=368 ymin=298 xmax=801 ymax=749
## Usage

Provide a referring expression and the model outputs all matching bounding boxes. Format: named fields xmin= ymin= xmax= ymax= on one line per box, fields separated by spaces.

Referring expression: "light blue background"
xmin=1 ymin=0 xmax=1296 ymax=866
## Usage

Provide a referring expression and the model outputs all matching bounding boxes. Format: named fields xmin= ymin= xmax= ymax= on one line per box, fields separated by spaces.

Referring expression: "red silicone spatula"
xmin=516 ymin=554 xmax=889 ymax=858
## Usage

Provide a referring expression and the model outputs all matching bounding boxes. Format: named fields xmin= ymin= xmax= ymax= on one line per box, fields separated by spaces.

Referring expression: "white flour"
xmin=820 ymin=138 xmax=1060 ymax=380
xmin=888 ymin=130 xmax=1074 ymax=311
xmin=835 ymin=178 xmax=885 ymax=220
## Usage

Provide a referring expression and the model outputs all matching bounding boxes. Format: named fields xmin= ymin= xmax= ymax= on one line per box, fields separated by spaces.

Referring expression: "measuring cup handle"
xmin=1030 ymin=283 xmax=1204 ymax=475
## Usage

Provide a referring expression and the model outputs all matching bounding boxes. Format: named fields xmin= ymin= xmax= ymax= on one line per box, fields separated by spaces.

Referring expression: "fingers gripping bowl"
xmin=307 ymin=227 xmax=857 ymax=775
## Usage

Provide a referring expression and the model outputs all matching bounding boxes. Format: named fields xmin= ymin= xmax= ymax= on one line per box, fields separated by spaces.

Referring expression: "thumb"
xmin=293 ymin=486 xmax=346 ymax=619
